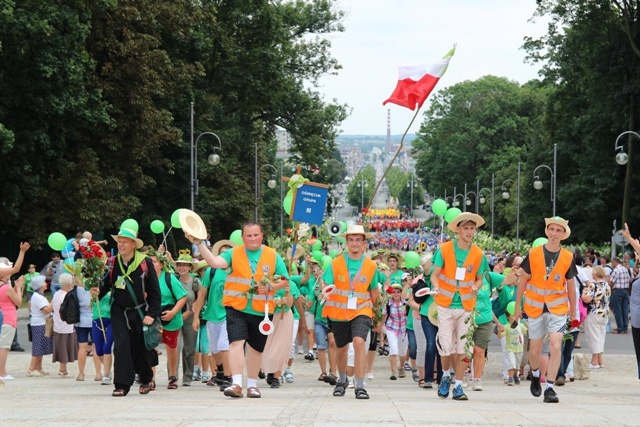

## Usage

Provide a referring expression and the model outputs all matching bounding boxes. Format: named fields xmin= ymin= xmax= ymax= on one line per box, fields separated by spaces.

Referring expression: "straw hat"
xmin=111 ymin=227 xmax=143 ymax=249
xmin=427 ymin=303 xmax=439 ymax=326
xmin=341 ymin=224 xmax=372 ymax=239
xmin=544 ymin=216 xmax=571 ymax=240
xmin=179 ymin=209 xmax=207 ymax=240
xmin=211 ymin=239 xmax=236 ymax=256
xmin=447 ymin=212 xmax=485 ymax=233
xmin=286 ymin=246 xmax=306 ymax=260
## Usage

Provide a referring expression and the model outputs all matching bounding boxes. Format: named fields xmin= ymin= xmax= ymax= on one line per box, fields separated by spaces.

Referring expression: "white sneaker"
xmin=589 ymin=364 xmax=600 ymax=369
xmin=284 ymin=369 xmax=294 ymax=383
xmin=347 ymin=377 xmax=355 ymax=389
xmin=472 ymin=378 xmax=483 ymax=391
xmin=101 ymin=376 xmax=111 ymax=385
xmin=366 ymin=372 xmax=374 ymax=380
xmin=0 ymin=375 xmax=15 ymax=381
xmin=462 ymin=372 xmax=470 ymax=388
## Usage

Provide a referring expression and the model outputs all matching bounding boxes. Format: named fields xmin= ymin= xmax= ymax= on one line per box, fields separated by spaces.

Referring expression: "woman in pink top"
xmin=0 ymin=242 xmax=31 ymax=381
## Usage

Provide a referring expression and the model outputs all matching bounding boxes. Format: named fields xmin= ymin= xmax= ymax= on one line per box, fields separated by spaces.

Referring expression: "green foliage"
xmin=346 ymin=165 xmax=376 ymax=209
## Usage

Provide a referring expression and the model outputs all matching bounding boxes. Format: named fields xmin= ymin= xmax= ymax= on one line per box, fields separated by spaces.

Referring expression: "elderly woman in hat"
xmin=174 ymin=250 xmax=202 ymax=387
xmin=27 ymin=275 xmax=53 ymax=376
xmin=51 ymin=273 xmax=79 ymax=378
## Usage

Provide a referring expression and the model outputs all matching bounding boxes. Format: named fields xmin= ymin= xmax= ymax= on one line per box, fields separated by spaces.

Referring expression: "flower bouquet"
xmin=78 ymin=240 xmax=110 ymax=340
xmin=462 ymin=308 xmax=478 ymax=360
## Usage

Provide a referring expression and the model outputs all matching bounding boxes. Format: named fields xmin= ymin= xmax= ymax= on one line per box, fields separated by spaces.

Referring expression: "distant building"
xmin=276 ymin=128 xmax=291 ymax=159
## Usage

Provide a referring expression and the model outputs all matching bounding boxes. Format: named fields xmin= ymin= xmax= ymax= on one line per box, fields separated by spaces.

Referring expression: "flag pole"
xmin=366 ymin=107 xmax=421 ymax=212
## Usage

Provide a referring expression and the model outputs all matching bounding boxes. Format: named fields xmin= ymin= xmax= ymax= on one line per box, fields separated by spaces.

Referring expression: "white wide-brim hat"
xmin=447 ymin=212 xmax=485 ymax=233
xmin=179 ymin=209 xmax=208 ymax=240
xmin=544 ymin=217 xmax=571 ymax=240
xmin=340 ymin=224 xmax=372 ymax=239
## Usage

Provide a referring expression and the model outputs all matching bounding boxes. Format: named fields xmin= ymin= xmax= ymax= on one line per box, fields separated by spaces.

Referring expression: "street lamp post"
xmin=465 ymin=190 xmax=477 ymax=213
xmin=190 ymin=102 xmax=222 ymax=211
xmin=254 ymin=143 xmax=277 ymax=221
xmin=614 ymin=131 xmax=640 ymax=226
xmin=406 ymin=172 xmax=417 ymax=216
xmin=501 ymin=163 xmax=522 ymax=251
xmin=533 ymin=143 xmax=557 ymax=217
xmin=357 ymin=179 xmax=368 ymax=211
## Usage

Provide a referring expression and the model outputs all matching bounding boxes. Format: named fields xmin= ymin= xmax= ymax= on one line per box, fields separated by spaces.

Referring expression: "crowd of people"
xmin=0 ymin=216 xmax=639 ymax=404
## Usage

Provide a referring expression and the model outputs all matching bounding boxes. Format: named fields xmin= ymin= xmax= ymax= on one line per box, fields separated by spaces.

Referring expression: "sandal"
xmin=418 ymin=379 xmax=425 ymax=388
xmin=168 ymin=376 xmax=178 ymax=390
xmin=354 ymin=388 xmax=370 ymax=399
xmin=324 ymin=373 xmax=337 ymax=385
xmin=150 ymin=380 xmax=156 ymax=391
xmin=318 ymin=373 xmax=328 ymax=381
xmin=246 ymin=386 xmax=261 ymax=398
xmin=112 ymin=389 xmax=128 ymax=397
xmin=139 ymin=383 xmax=153 ymax=394
xmin=333 ymin=382 xmax=346 ymax=396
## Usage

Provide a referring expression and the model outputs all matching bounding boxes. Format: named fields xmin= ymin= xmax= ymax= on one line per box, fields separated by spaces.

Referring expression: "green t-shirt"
xmin=220 ymin=246 xmax=289 ymax=317
xmin=308 ymin=290 xmax=327 ymax=325
xmin=418 ymin=266 xmax=436 ymax=317
xmin=476 ymin=272 xmax=504 ymax=325
xmin=201 ymin=267 xmax=228 ymax=323
xmin=432 ymin=241 xmax=490 ymax=309
xmin=406 ymin=292 xmax=414 ymax=330
xmin=274 ymin=281 xmax=300 ymax=316
xmin=389 ymin=270 xmax=404 ymax=286
xmin=92 ymin=292 xmax=112 ymax=320
xmin=24 ymin=272 xmax=40 ymax=293
xmin=160 ymin=271 xmax=188 ymax=331
xmin=299 ymin=275 xmax=319 ymax=313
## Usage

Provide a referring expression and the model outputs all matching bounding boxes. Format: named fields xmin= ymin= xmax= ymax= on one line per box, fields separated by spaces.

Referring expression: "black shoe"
xmin=270 ymin=378 xmax=281 ymax=388
xmin=530 ymin=375 xmax=542 ymax=397
xmin=10 ymin=346 xmax=25 ymax=352
xmin=543 ymin=387 xmax=559 ymax=403
xmin=218 ymin=380 xmax=231 ymax=391
xmin=266 ymin=373 xmax=274 ymax=385
xmin=258 ymin=370 xmax=265 ymax=379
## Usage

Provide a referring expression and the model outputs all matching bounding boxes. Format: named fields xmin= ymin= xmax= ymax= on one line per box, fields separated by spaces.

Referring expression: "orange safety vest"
xmin=322 ymin=255 xmax=376 ymax=321
xmin=222 ymin=245 xmax=277 ymax=313
xmin=523 ymin=245 xmax=572 ymax=318
xmin=433 ymin=240 xmax=483 ymax=311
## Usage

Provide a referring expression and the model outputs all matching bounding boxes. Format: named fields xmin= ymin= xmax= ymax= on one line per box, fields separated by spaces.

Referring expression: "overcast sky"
xmin=318 ymin=0 xmax=549 ymax=135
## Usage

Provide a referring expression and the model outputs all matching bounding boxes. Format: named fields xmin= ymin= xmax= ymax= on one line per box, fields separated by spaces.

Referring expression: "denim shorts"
xmin=314 ymin=321 xmax=330 ymax=350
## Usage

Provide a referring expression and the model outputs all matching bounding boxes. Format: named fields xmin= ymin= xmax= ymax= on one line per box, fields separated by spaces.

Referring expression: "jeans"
xmin=420 ymin=315 xmax=442 ymax=383
xmin=611 ymin=289 xmax=630 ymax=332
xmin=50 ymin=282 xmax=61 ymax=299
xmin=407 ymin=329 xmax=417 ymax=360
xmin=558 ymin=330 xmax=579 ymax=379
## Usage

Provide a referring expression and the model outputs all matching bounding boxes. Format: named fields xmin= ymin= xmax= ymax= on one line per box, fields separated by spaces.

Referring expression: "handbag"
xmin=44 ymin=316 xmax=54 ymax=338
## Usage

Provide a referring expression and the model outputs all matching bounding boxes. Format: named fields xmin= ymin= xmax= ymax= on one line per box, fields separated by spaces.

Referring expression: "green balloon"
xmin=329 ymin=248 xmax=340 ymax=258
xmin=170 ymin=209 xmax=182 ymax=228
xmin=230 ymin=229 xmax=243 ymax=245
xmin=47 ymin=232 xmax=67 ymax=251
xmin=312 ymin=250 xmax=323 ymax=261
xmin=150 ymin=220 xmax=165 ymax=234
xmin=404 ymin=251 xmax=421 ymax=269
xmin=431 ymin=199 xmax=447 ymax=216
xmin=444 ymin=207 xmax=462 ymax=224
xmin=312 ymin=240 xmax=323 ymax=251
xmin=283 ymin=194 xmax=293 ymax=215
xmin=339 ymin=221 xmax=347 ymax=233
xmin=121 ymin=218 xmax=139 ymax=232
xmin=532 ymin=237 xmax=548 ymax=248
xmin=321 ymin=255 xmax=333 ymax=270
xmin=337 ymin=236 xmax=346 ymax=244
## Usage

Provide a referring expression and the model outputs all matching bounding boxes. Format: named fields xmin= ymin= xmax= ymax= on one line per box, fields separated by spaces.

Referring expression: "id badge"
xmin=455 ymin=267 xmax=466 ymax=281
xmin=115 ymin=276 xmax=125 ymax=289
xmin=347 ymin=296 xmax=357 ymax=310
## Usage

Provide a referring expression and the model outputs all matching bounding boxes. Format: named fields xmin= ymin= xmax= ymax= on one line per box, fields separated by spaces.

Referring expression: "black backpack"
xmin=59 ymin=286 xmax=80 ymax=324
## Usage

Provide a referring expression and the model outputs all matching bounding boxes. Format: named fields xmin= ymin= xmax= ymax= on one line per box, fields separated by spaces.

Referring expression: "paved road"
xmin=3 ymin=308 xmax=639 ymax=426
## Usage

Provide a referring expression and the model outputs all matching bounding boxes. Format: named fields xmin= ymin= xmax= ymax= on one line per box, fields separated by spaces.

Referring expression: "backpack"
xmin=59 ymin=286 xmax=80 ymax=324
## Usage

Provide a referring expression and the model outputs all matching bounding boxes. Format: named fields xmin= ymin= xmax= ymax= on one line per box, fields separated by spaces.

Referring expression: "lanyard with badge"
xmin=115 ymin=252 xmax=143 ymax=290
xmin=453 ymin=242 xmax=468 ymax=282
xmin=344 ymin=254 xmax=364 ymax=310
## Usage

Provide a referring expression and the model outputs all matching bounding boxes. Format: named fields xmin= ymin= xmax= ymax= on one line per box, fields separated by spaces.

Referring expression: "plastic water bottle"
xmin=606 ymin=321 xmax=611 ymax=333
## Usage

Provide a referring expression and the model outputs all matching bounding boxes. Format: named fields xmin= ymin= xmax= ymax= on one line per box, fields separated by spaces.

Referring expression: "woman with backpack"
xmin=51 ymin=273 xmax=78 ymax=378
xmin=383 ymin=283 xmax=408 ymax=380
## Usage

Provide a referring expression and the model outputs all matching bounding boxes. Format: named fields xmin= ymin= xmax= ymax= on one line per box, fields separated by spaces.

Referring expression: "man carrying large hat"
xmin=91 ymin=224 xmax=161 ymax=397
xmin=186 ymin=221 xmax=290 ymax=399
xmin=321 ymin=224 xmax=384 ymax=400
xmin=431 ymin=212 xmax=489 ymax=401
xmin=192 ymin=238 xmax=237 ymax=390
xmin=513 ymin=217 xmax=578 ymax=404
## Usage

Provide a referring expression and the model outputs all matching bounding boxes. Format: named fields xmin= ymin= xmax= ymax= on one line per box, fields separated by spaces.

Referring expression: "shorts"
xmin=304 ymin=312 xmax=315 ymax=329
xmin=436 ymin=306 xmax=470 ymax=356
xmin=473 ymin=322 xmax=494 ymax=350
xmin=507 ymin=351 xmax=522 ymax=370
xmin=0 ymin=325 xmax=16 ymax=348
xmin=329 ymin=315 xmax=372 ymax=349
xmin=528 ymin=312 xmax=567 ymax=340
xmin=385 ymin=330 xmax=408 ymax=357
xmin=314 ymin=321 xmax=330 ymax=350
xmin=75 ymin=326 xmax=92 ymax=344
xmin=225 ymin=307 xmax=269 ymax=353
xmin=196 ymin=325 xmax=210 ymax=354
xmin=207 ymin=320 xmax=230 ymax=354
xmin=162 ymin=329 xmax=180 ymax=349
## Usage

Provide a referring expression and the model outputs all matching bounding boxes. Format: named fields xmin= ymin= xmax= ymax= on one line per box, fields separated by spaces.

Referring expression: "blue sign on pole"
xmin=291 ymin=183 xmax=329 ymax=225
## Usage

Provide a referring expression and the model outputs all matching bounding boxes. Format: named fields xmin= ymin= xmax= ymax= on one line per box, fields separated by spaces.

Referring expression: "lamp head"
xmin=533 ymin=180 xmax=543 ymax=190
xmin=267 ymin=179 xmax=277 ymax=189
xmin=502 ymin=191 xmax=509 ymax=200
xmin=616 ymin=152 xmax=629 ymax=165
xmin=208 ymin=153 xmax=220 ymax=166
xmin=479 ymin=196 xmax=486 ymax=204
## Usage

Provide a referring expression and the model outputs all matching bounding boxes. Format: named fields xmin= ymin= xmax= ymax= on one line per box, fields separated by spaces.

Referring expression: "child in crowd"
xmin=502 ymin=303 xmax=527 ymax=386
